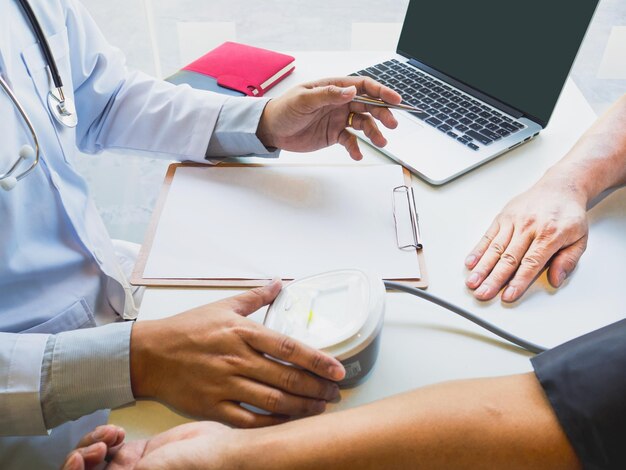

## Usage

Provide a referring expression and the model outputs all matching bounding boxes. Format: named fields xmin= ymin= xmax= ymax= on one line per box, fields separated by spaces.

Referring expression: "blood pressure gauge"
xmin=264 ymin=270 xmax=386 ymax=387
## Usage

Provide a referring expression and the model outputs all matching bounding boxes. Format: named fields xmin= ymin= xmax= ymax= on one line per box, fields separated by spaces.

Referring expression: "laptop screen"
xmin=397 ymin=0 xmax=598 ymax=126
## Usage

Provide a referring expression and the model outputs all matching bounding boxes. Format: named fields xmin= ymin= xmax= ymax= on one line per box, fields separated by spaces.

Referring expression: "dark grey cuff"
xmin=40 ymin=322 xmax=135 ymax=429
xmin=531 ymin=318 xmax=626 ymax=470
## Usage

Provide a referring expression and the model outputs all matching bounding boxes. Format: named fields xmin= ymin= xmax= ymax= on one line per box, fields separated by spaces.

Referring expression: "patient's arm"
xmin=129 ymin=372 xmax=579 ymax=470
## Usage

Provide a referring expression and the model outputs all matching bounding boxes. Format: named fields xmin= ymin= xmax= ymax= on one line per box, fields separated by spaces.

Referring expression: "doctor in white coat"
xmin=0 ymin=0 xmax=401 ymax=467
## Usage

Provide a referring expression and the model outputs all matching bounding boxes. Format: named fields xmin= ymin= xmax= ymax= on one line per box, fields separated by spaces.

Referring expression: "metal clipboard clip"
xmin=392 ymin=185 xmax=423 ymax=250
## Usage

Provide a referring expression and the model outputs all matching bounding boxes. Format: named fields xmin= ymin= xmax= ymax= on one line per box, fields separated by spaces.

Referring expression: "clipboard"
xmin=132 ymin=163 xmax=428 ymax=289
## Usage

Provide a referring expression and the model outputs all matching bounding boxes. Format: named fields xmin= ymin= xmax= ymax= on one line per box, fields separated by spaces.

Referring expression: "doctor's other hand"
xmin=465 ymin=179 xmax=589 ymax=303
xmin=256 ymin=76 xmax=402 ymax=160
xmin=129 ymin=280 xmax=345 ymax=428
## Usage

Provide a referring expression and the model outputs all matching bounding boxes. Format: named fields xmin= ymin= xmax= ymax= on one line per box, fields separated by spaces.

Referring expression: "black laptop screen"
xmin=397 ymin=0 xmax=598 ymax=126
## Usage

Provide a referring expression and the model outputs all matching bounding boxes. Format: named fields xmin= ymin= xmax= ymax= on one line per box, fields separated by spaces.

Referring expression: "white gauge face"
xmin=265 ymin=270 xmax=371 ymax=350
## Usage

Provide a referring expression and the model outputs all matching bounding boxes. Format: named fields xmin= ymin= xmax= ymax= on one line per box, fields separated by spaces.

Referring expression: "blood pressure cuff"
xmin=531 ymin=319 xmax=626 ymax=470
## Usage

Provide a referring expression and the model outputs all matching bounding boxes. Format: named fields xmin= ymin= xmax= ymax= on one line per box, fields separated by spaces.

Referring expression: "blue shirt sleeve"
xmin=0 ymin=334 xmax=49 ymax=435
xmin=206 ymin=97 xmax=280 ymax=158
xmin=40 ymin=322 xmax=135 ymax=429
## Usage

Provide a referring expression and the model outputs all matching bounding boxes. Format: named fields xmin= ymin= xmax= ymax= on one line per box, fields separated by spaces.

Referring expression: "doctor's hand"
xmin=256 ymin=76 xmax=402 ymax=160
xmin=465 ymin=179 xmax=589 ymax=303
xmin=129 ymin=280 xmax=345 ymax=428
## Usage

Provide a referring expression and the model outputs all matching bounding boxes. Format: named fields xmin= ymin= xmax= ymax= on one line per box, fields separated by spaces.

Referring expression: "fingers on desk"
xmin=465 ymin=219 xmax=515 ymax=299
xmin=546 ymin=237 xmax=588 ymax=288
xmin=497 ymin=234 xmax=584 ymax=302
xmin=465 ymin=218 xmax=545 ymax=302
xmin=465 ymin=219 xmax=501 ymax=271
xmin=466 ymin=218 xmax=589 ymax=302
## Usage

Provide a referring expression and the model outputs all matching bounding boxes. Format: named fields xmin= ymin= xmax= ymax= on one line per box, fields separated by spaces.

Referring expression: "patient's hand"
xmin=464 ymin=179 xmax=589 ymax=302
xmin=131 ymin=422 xmax=235 ymax=470
xmin=61 ymin=425 xmax=126 ymax=470
xmin=62 ymin=422 xmax=234 ymax=470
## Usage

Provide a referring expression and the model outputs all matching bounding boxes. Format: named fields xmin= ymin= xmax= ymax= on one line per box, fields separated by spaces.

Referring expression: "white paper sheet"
xmin=143 ymin=165 xmax=420 ymax=280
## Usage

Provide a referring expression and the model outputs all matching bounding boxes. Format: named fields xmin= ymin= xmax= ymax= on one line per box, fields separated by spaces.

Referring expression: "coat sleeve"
xmin=64 ymin=0 xmax=229 ymax=161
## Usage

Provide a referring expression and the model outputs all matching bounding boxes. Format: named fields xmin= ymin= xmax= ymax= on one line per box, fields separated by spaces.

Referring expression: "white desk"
xmin=110 ymin=52 xmax=626 ymax=440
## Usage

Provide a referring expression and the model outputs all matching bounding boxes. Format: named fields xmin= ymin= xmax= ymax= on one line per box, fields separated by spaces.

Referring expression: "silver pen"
xmin=352 ymin=95 xmax=422 ymax=112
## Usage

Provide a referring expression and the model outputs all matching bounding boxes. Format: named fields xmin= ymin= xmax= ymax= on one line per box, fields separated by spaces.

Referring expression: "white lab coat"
xmin=0 ymin=0 xmax=230 ymax=467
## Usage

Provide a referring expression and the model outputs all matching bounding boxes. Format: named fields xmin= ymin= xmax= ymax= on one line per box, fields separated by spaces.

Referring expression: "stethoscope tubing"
xmin=0 ymin=75 xmax=40 ymax=182
xmin=0 ymin=0 xmax=77 ymax=188
xmin=16 ymin=0 xmax=64 ymax=90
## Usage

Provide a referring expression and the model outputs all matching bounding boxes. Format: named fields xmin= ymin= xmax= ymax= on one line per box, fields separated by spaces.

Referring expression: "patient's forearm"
xmin=542 ymin=93 xmax=626 ymax=204
xmin=236 ymin=373 xmax=580 ymax=470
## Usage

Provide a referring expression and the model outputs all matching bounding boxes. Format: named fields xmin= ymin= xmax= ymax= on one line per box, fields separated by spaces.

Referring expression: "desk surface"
xmin=110 ymin=52 xmax=626 ymax=440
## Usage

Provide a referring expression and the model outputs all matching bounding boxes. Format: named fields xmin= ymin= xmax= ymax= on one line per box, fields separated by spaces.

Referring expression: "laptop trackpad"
xmin=388 ymin=111 xmax=428 ymax=146
xmin=376 ymin=111 xmax=475 ymax=184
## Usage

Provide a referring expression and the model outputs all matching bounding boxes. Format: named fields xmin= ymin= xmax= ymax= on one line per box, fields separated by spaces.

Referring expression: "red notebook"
xmin=181 ymin=41 xmax=295 ymax=97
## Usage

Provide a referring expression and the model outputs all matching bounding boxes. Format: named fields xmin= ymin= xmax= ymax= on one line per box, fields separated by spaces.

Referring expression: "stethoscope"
xmin=0 ymin=1 xmax=139 ymax=318
xmin=0 ymin=0 xmax=77 ymax=191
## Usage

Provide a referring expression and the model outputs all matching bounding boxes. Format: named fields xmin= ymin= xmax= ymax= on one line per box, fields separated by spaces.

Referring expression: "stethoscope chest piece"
xmin=47 ymin=88 xmax=77 ymax=128
xmin=15 ymin=0 xmax=78 ymax=128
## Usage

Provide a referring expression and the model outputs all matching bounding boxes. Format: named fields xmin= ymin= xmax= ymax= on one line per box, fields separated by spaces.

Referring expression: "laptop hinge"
xmin=406 ymin=57 xmax=526 ymax=120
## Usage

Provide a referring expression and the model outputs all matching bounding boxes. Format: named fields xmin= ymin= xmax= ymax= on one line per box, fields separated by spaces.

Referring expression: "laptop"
xmin=351 ymin=0 xmax=599 ymax=185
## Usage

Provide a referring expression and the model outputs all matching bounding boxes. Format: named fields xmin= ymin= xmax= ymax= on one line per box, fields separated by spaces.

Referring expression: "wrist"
xmin=256 ymin=99 xmax=277 ymax=149
xmin=129 ymin=321 xmax=155 ymax=399
xmin=542 ymin=123 xmax=626 ymax=205
xmin=539 ymin=163 xmax=592 ymax=207
xmin=232 ymin=428 xmax=287 ymax=470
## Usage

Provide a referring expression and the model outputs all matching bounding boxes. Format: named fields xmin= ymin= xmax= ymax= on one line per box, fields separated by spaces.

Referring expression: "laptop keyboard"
xmin=351 ymin=59 xmax=525 ymax=151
